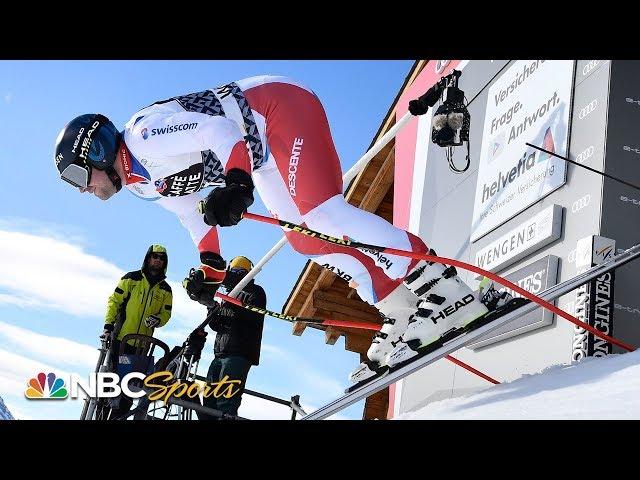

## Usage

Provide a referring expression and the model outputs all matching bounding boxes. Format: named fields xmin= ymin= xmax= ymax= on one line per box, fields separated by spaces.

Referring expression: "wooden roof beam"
xmin=344 ymin=332 xmax=375 ymax=354
xmin=324 ymin=327 xmax=342 ymax=345
xmin=312 ymin=291 xmax=381 ymax=324
xmin=291 ymin=321 xmax=307 ymax=336
xmin=298 ymin=270 xmax=338 ymax=318
xmin=357 ymin=147 xmax=395 ymax=212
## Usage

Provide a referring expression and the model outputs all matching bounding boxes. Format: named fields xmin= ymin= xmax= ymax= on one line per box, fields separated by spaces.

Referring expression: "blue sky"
xmin=0 ymin=60 xmax=413 ymax=420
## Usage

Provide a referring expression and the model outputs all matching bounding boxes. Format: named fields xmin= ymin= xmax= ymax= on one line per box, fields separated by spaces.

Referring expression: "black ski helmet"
xmin=54 ymin=114 xmax=121 ymax=189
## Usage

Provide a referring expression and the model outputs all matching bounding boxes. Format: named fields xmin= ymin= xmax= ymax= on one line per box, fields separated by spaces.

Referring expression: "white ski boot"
xmin=386 ymin=253 xmax=490 ymax=367
xmin=477 ymin=276 xmax=513 ymax=311
xmin=348 ymin=284 xmax=418 ymax=385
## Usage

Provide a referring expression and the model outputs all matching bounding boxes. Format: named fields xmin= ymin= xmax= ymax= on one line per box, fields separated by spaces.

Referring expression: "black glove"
xmin=144 ymin=315 xmax=161 ymax=328
xmin=201 ymin=169 xmax=254 ymax=227
xmin=206 ymin=302 xmax=238 ymax=332
xmin=183 ymin=268 xmax=219 ymax=308
xmin=184 ymin=328 xmax=208 ymax=359
xmin=182 ymin=252 xmax=226 ymax=308
xmin=409 ymin=81 xmax=444 ymax=116
xmin=99 ymin=323 xmax=114 ymax=341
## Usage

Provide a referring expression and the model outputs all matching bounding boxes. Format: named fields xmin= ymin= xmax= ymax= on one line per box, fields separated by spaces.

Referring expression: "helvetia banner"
xmin=471 ymin=60 xmax=574 ymax=241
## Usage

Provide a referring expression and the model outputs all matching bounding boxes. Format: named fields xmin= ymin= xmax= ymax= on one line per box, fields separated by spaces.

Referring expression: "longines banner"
xmin=572 ymin=235 xmax=616 ymax=361
xmin=471 ymin=60 xmax=574 ymax=241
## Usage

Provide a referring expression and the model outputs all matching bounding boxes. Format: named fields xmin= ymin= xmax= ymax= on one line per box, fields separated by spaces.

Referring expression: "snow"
xmin=0 ymin=395 xmax=14 ymax=420
xmin=397 ymin=350 xmax=640 ymax=420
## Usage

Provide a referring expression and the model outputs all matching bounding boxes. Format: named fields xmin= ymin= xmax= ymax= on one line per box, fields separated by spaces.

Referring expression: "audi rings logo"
xmin=578 ymin=99 xmax=598 ymax=120
xmin=575 ymin=145 xmax=594 ymax=164
xmin=582 ymin=60 xmax=600 ymax=76
xmin=571 ymin=194 xmax=591 ymax=213
xmin=625 ymin=97 xmax=640 ymax=107
xmin=435 ymin=60 xmax=450 ymax=74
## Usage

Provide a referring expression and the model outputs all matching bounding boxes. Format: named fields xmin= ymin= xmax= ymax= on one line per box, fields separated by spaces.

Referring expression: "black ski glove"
xmin=182 ymin=252 xmax=226 ymax=308
xmin=184 ymin=328 xmax=208 ymax=359
xmin=99 ymin=323 xmax=114 ymax=341
xmin=206 ymin=302 xmax=238 ymax=332
xmin=201 ymin=169 xmax=254 ymax=227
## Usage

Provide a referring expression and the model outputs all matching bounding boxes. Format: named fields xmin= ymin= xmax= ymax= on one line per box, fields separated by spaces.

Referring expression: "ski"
xmin=301 ymin=243 xmax=640 ymax=420
xmin=345 ymin=297 xmax=528 ymax=394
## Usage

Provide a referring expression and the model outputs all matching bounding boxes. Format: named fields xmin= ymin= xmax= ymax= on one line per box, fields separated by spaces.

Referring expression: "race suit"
xmin=120 ymin=75 xmax=428 ymax=304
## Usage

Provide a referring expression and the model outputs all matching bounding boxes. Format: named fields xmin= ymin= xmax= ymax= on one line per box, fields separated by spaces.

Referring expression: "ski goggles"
xmin=60 ymin=162 xmax=91 ymax=189
xmin=228 ymin=267 xmax=249 ymax=275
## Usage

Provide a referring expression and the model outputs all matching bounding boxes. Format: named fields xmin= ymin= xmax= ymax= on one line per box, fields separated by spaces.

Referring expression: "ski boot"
xmin=348 ymin=283 xmax=419 ymax=386
xmin=386 ymin=252 xmax=491 ymax=367
xmin=477 ymin=276 xmax=513 ymax=311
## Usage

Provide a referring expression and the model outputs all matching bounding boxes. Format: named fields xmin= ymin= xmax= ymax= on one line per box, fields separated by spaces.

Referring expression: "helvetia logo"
xmin=25 ymin=372 xmax=68 ymax=400
xmin=537 ymin=127 xmax=555 ymax=162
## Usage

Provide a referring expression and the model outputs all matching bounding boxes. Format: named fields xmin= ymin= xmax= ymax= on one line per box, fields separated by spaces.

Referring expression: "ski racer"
xmin=53 ymin=75 xmax=503 ymax=385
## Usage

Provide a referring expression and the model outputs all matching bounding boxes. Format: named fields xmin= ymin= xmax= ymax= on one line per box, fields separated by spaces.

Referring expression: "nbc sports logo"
xmin=25 ymin=372 xmax=68 ymax=400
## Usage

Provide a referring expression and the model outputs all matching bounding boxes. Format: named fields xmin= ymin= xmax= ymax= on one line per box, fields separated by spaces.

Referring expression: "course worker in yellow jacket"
xmin=101 ymin=244 xmax=173 ymax=352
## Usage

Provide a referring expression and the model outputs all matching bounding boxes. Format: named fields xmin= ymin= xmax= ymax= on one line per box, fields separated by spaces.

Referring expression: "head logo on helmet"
xmin=54 ymin=114 xmax=122 ymax=189
xmin=79 ymin=121 xmax=99 ymax=160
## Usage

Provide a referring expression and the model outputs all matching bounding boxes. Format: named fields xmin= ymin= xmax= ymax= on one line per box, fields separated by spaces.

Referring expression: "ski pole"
xmin=216 ymin=293 xmax=501 ymax=385
xmin=240 ymin=211 xmax=636 ymax=353
xmin=225 ymin=110 xmax=415 ymax=299
xmin=526 ymin=143 xmax=640 ymax=193
xmin=215 ymin=292 xmax=382 ymax=331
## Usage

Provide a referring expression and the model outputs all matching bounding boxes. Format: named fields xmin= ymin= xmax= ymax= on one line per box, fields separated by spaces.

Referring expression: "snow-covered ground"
xmin=397 ymin=350 xmax=640 ymax=420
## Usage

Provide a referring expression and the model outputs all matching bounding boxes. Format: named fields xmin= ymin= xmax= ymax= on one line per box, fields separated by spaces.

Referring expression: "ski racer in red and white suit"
xmin=56 ymin=75 xmax=495 ymax=383
xmin=122 ymin=76 xmax=430 ymax=305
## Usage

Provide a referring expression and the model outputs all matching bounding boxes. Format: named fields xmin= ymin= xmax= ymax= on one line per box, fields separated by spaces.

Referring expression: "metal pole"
xmin=80 ymin=345 xmax=108 ymax=420
xmin=117 ymin=387 xmax=248 ymax=421
xmin=195 ymin=373 xmax=298 ymax=407
xmin=227 ymin=111 xmax=414 ymax=298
